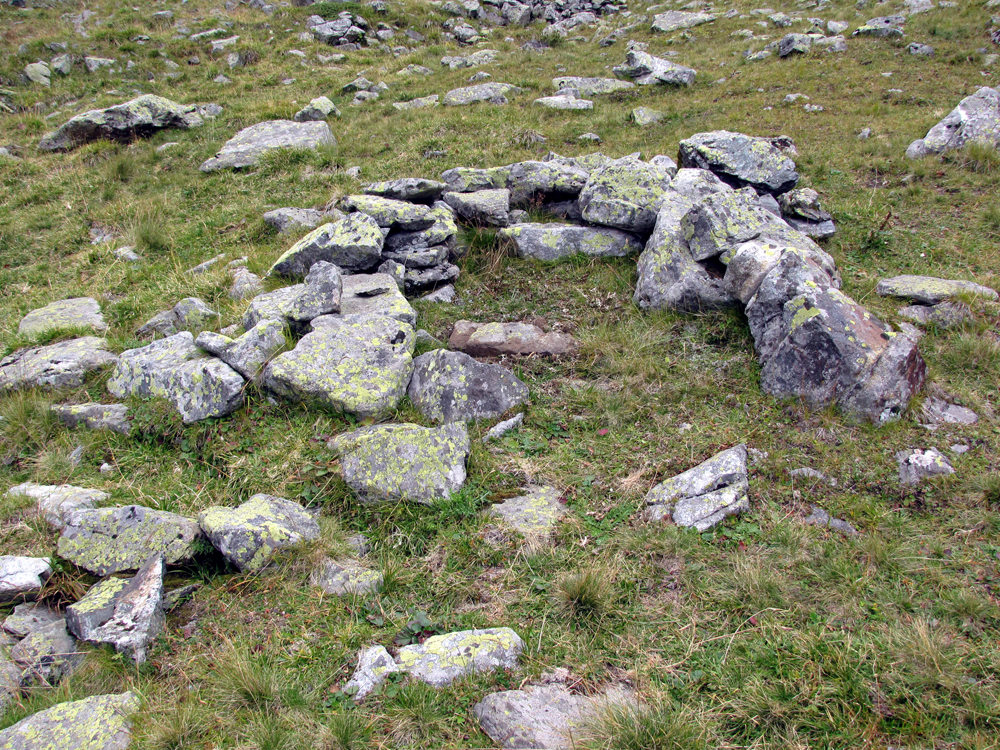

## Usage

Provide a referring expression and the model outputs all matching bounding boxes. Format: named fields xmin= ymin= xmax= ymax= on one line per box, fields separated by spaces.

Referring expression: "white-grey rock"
xmin=483 ymin=413 xmax=524 ymax=442
xmin=897 ymin=448 xmax=955 ymax=485
xmin=397 ymin=627 xmax=523 ymax=687
xmin=18 ymin=297 xmax=107 ymax=338
xmin=920 ymin=397 xmax=978 ymax=426
xmin=644 ymin=444 xmax=749 ymax=530
xmin=5 ymin=482 xmax=109 ymax=530
xmin=0 ymin=338 xmax=118 ymax=394
xmin=407 ymin=349 xmax=528 ymax=423
xmin=310 ymin=558 xmax=383 ymax=595
xmin=342 ymin=646 xmax=402 ymax=701
xmin=195 ymin=318 xmax=287 ymax=381
xmin=0 ymin=557 xmax=52 ymax=602
xmin=0 ymin=691 xmax=139 ymax=750
xmin=269 ymin=213 xmax=384 ymax=276
xmin=199 ymin=120 xmax=336 ymax=171
xmin=501 ymin=223 xmax=644 ymax=260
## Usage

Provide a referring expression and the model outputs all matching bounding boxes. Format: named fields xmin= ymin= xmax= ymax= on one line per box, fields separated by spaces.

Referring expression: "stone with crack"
xmin=407 ymin=350 xmax=528 ymax=423
xmin=398 ymin=627 xmax=523 ymax=687
xmin=5 ymin=483 xmax=109 ymax=530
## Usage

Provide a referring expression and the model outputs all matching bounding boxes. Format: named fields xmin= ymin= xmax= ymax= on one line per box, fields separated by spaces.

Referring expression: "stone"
xmin=669 ymin=168 xmax=733 ymax=200
xmin=828 ymin=20 xmax=850 ymax=35
xmin=135 ymin=310 xmax=180 ymax=338
xmin=501 ymin=223 xmax=643 ymax=260
xmin=262 ymin=314 xmax=414 ymax=419
xmin=803 ymin=505 xmax=859 ymax=536
xmin=173 ymin=297 xmax=219 ymax=328
xmin=552 ymin=77 xmax=635 ymax=96
xmin=3 ymin=603 xmax=63 ymax=637
xmin=397 ymin=64 xmax=434 ymax=76
xmin=898 ymin=302 xmax=971 ymax=329
xmin=364 ymin=178 xmax=448 ymax=204
xmin=286 ymin=262 xmax=343 ymax=322
xmin=443 ymin=189 xmax=510 ymax=226
xmin=342 ymin=195 xmax=435 ymax=231
xmin=66 ymin=553 xmax=164 ymax=664
xmin=441 ymin=49 xmax=500 ymax=69
xmin=853 ymin=16 xmax=905 ymax=38
xmin=490 ymin=486 xmax=564 ymax=539
xmin=229 ymin=268 xmax=264 ymax=301
xmin=10 ymin=619 xmax=79 ymax=686
xmin=0 ymin=557 xmax=52 ymax=602
xmin=338 ymin=273 xmax=417 ymax=325
xmin=483 ymin=413 xmax=524 ymax=442
xmin=578 ymin=156 xmax=674 ymax=234
xmin=293 ymin=96 xmax=340 ymax=122
xmin=499 ymin=161 xmax=591 ymax=206
xmin=264 ymin=207 xmax=338 ymax=234
xmin=394 ymin=95 xmax=440 ymax=110
xmin=875 ymin=275 xmax=998 ymax=305
xmin=502 ymin=1 xmax=532 ymax=26
xmin=343 ymin=646 xmax=402 ymax=701
xmin=644 ymin=445 xmax=749 ymax=530
xmin=678 ymin=130 xmax=800 ymax=194
xmin=198 ymin=494 xmax=319 ymax=572
xmin=920 ymin=397 xmax=978 ymax=426
xmin=0 ymin=691 xmax=139 ymax=750
xmin=25 ymin=61 xmax=51 ymax=86
xmin=5 ymin=483 xmax=109 ymax=530
xmin=39 ymin=95 xmax=203 ymax=152
xmin=778 ymin=33 xmax=812 ymax=56
xmin=449 ymin=320 xmax=576 ymax=357
xmin=407 ymin=350 xmax=528 ymax=424
xmin=51 ymin=404 xmax=131 ymax=435
xmin=57 ymin=505 xmax=202 ymax=576
xmin=632 ymin=106 xmax=664 ymax=126
xmin=442 ymin=82 xmax=522 ymax=105
xmin=651 ymin=10 xmax=716 ymax=33
xmin=613 ymin=50 xmax=697 ymax=87
xmin=330 ymin=422 xmax=470 ymax=505
xmin=106 ymin=332 xmax=245 ymax=424
xmin=897 ymin=448 xmax=954 ymax=485
xmin=421 ymin=285 xmax=457 ymax=303
xmin=199 ymin=120 xmax=336 ymax=171
xmin=404 ymin=264 xmax=460 ymax=293
xmin=269 ymin=214 xmax=383 ymax=276
xmin=908 ymin=42 xmax=934 ymax=56
xmin=533 ymin=93 xmax=593 ymax=110
xmin=85 ymin=56 xmax=116 ymax=73
xmin=195 ymin=319 xmax=287 ymax=381
xmin=398 ymin=627 xmax=523 ymax=687
xmin=722 ymin=240 xmax=791 ymax=304
xmin=310 ymin=558 xmax=382 ymax=595
xmin=0 ymin=337 xmax=117 ymax=394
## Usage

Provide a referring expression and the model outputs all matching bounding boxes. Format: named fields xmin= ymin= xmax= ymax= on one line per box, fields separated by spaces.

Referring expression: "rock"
xmin=898 ymin=302 xmax=971 ymax=328
xmin=875 ymin=275 xmax=998 ymax=304
xmin=51 ymin=404 xmax=130 ymax=435
xmin=330 ymin=422 xmax=470 ymax=505
xmin=342 ymin=195 xmax=436 ymax=231
xmin=269 ymin=214 xmax=383 ymax=276
xmin=286 ymin=261 xmax=343 ymax=322
xmin=5 ymin=482 xmax=108 ymax=529
xmin=66 ymin=554 xmax=164 ymax=664
xmin=230 ymin=268 xmax=265 ymax=301
xmin=920 ymin=397 xmax=978 ymax=426
xmin=449 ymin=320 xmax=576 ymax=357
xmin=404 ymin=264 xmax=460 ymax=293
xmin=533 ymin=93 xmax=593 ymax=110
xmin=552 ymin=77 xmax=635 ymax=96
xmin=613 ymin=50 xmax=696 ymax=87
xmin=339 ymin=273 xmax=417 ymax=324
xmin=398 ymin=627 xmax=523 ymax=687
xmin=343 ymin=646 xmax=402 ymax=701
xmin=394 ymin=95 xmax=441 ymax=110
xmin=10 ymin=619 xmax=79 ymax=686
xmin=897 ymin=448 xmax=954 ymax=485
xmin=421 ymin=285 xmax=457 ymax=303
xmin=57 ymin=505 xmax=202 ymax=576
xmin=0 ymin=557 xmax=52 ymax=602
xmin=24 ymin=61 xmax=51 ymax=86
xmin=364 ymin=178 xmax=448 ymax=204
xmin=84 ymin=56 xmax=115 ymax=72
xmin=443 ymin=189 xmax=511 ymax=226
xmin=651 ymin=10 xmax=716 ymax=33
xmin=263 ymin=207 xmax=339 ymax=234
xmin=3 ymin=602 xmax=63 ymax=638
xmin=490 ymin=485 xmax=564 ymax=540
xmin=172 ymin=297 xmax=219 ymax=328
xmin=778 ymin=33 xmax=812 ymax=56
xmin=908 ymin=42 xmax=934 ymax=56
xmin=293 ymin=96 xmax=340 ymax=122
xmin=501 ymin=223 xmax=643 ymax=260
xmin=310 ymin=558 xmax=382 ymax=595
xmin=853 ymin=16 xmax=905 ymax=38
xmin=503 ymin=1 xmax=532 ymax=26
xmin=407 ymin=350 xmax=528 ymax=424
xmin=263 ymin=314 xmax=413 ymax=418
xmin=803 ymin=505 xmax=858 ymax=536
xmin=578 ymin=156 xmax=674 ymax=234
xmin=198 ymin=494 xmax=319 ymax=572
xmin=39 ymin=95 xmax=202 ymax=152
xmin=644 ymin=444 xmax=749 ymax=530
xmin=483 ymin=412 xmax=524 ymax=441
xmin=828 ymin=20 xmax=850 ymax=35
xmin=135 ymin=310 xmax=180 ymax=338
xmin=678 ymin=130 xmax=799 ymax=194
xmin=632 ymin=106 xmax=664 ymax=126
xmin=195 ymin=319 xmax=287 ymax=381
xmin=669 ymin=168 xmax=733 ymax=200
xmin=397 ymin=64 xmax=434 ymax=76
xmin=441 ymin=49 xmax=500 ymax=69
xmin=0 ymin=337 xmax=118 ymax=394
xmin=499 ymin=161 xmax=591 ymax=206
xmin=0 ymin=691 xmax=140 ymax=750
xmin=106 ymin=332 xmax=245 ymax=423
xmin=442 ymin=82 xmax=522 ymax=105
xmin=199 ymin=120 xmax=336 ymax=171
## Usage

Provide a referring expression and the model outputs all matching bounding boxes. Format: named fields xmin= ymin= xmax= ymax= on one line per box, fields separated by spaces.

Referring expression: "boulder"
xmin=343 ymin=646 xmax=402 ymax=701
xmin=500 ymin=223 xmax=643 ymax=260
xmin=397 ymin=627 xmax=523 ymax=687
xmin=897 ymin=448 xmax=954 ymax=485
xmin=18 ymin=298 xmax=107 ymax=338
xmin=499 ymin=161 xmax=591 ymax=206
xmin=803 ymin=506 xmax=859 ymax=536
xmin=875 ymin=275 xmax=998 ymax=305
xmin=612 ymin=50 xmax=696 ymax=87
xmin=363 ymin=178 xmax=448 ymax=204
xmin=906 ymin=85 xmax=1000 ymax=158
xmin=632 ymin=106 xmax=665 ymax=126
xmin=407 ymin=349 xmax=529 ymax=423
xmin=443 ymin=189 xmax=510 ymax=226
xmin=342 ymin=195 xmax=436 ymax=231
xmin=242 ymin=286 xmax=304 ymax=330
xmin=269 ymin=213 xmax=384 ymax=276
xmin=669 ymin=168 xmax=733 ymax=200
xmin=263 ymin=207 xmax=340 ymax=234
xmin=643 ymin=444 xmax=749 ymax=530
xmin=898 ymin=302 xmax=971 ymax=328
xmin=651 ymin=10 xmax=716 ymax=33
xmin=533 ymin=93 xmax=593 ymax=110
xmin=57 ymin=505 xmax=203 ymax=576
xmin=198 ymin=494 xmax=319 ymax=572
xmin=0 ymin=691 xmax=140 ymax=750
xmin=778 ymin=33 xmax=812 ymax=56
xmin=920 ymin=396 xmax=978 ymax=426
xmin=199 ymin=120 xmax=336 ymax=171
xmin=195 ymin=319 xmax=287 ymax=381
xmin=449 ymin=320 xmax=577 ymax=357
xmin=578 ymin=156 xmax=674 ymax=234
xmin=441 ymin=49 xmax=500 ymax=69
xmin=339 ymin=273 xmax=417 ymax=325
xmin=678 ymin=131 xmax=800 ymax=194
xmin=490 ymin=486 xmax=564 ymax=540
xmin=293 ymin=96 xmax=340 ymax=122
xmin=853 ymin=16 xmax=905 ymax=37
xmin=0 ymin=557 xmax=52 ymax=602
xmin=3 ymin=603 xmax=63 ymax=638
xmin=286 ymin=262 xmax=343 ymax=321
xmin=330 ymin=422 xmax=470 ymax=505
xmin=50 ymin=404 xmax=131 ymax=435
xmin=442 ymin=83 xmax=522 ymax=105
xmin=10 ymin=619 xmax=80 ymax=687
xmin=24 ymin=61 xmax=51 ymax=86
xmin=551 ymin=77 xmax=635 ymax=96
xmin=0 ymin=337 xmax=118 ymax=394
xmin=38 ymin=95 xmax=203 ymax=151
xmin=310 ymin=558 xmax=383 ymax=595
xmin=393 ymin=95 xmax=441 ymax=110
xmin=172 ymin=297 xmax=219 ymax=329
xmin=5 ymin=482 xmax=109 ymax=530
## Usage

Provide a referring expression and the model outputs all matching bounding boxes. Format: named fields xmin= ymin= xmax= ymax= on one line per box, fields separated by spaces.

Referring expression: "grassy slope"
xmin=1 ymin=0 xmax=999 ymax=748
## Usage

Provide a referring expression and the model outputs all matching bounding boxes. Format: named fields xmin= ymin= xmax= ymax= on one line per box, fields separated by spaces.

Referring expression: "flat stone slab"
xmin=613 ymin=50 xmax=696 ymax=87
xmin=578 ymin=156 xmax=674 ymax=234
xmin=898 ymin=302 xmax=970 ymax=329
xmin=0 ymin=337 xmax=118 ymax=394
xmin=449 ymin=320 xmax=577 ymax=357
xmin=490 ymin=486 xmax=564 ymax=538
xmin=9 ymin=618 xmax=79 ymax=687
xmin=897 ymin=448 xmax=955 ymax=485
xmin=50 ymin=404 xmax=130 ymax=435
xmin=363 ymin=178 xmax=448 ymax=204
xmin=443 ymin=189 xmax=510 ymax=227
xmin=407 ymin=349 xmax=528 ymax=424
xmin=5 ymin=482 xmax=109 ymax=530
xmin=330 ymin=422 xmax=470 ymax=505
xmin=199 ymin=120 xmax=335 ymax=171
xmin=0 ymin=691 xmax=140 ymax=750
xmin=533 ymin=94 xmax=593 ymax=110
xmin=875 ymin=275 xmax=998 ymax=305
xmin=397 ymin=627 xmax=523 ymax=687
xmin=339 ymin=273 xmax=417 ymax=325
xmin=310 ymin=558 xmax=383 ymax=595
xmin=269 ymin=213 xmax=384 ymax=276
xmin=0 ymin=557 xmax=52 ymax=602
xmin=552 ymin=77 xmax=635 ymax=96
xmin=442 ymin=83 xmax=522 ymax=106
xmin=679 ymin=130 xmax=800 ymax=194
xmin=342 ymin=195 xmax=435 ymax=231
xmin=18 ymin=298 xmax=107 ymax=338
xmin=3 ymin=603 xmax=64 ymax=637
xmin=644 ymin=444 xmax=749 ymax=530
xmin=651 ymin=10 xmax=716 ymax=33
xmin=501 ymin=223 xmax=643 ymax=261
xmin=920 ymin=396 xmax=978 ymax=426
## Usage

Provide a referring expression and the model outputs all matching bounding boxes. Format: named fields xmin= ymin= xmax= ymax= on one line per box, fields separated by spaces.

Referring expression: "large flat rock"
xmin=268 ymin=214 xmax=384 ymax=276
xmin=407 ymin=349 xmax=528 ymax=424
xmin=875 ymin=275 xmax=998 ymax=305
xmin=0 ymin=337 xmax=118 ymax=394
xmin=397 ymin=627 xmax=523 ymax=687
xmin=5 ymin=483 xmax=108 ymax=530
xmin=199 ymin=120 xmax=335 ymax=171
xmin=18 ymin=298 xmax=107 ymax=338
xmin=501 ymin=223 xmax=643 ymax=260
xmin=678 ymin=130 xmax=799 ymax=195
xmin=0 ymin=691 xmax=140 ymax=750
xmin=449 ymin=320 xmax=577 ymax=357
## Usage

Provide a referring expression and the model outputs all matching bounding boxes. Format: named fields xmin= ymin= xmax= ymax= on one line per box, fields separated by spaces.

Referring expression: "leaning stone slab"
xmin=18 ymin=298 xmax=107 ymax=338
xmin=195 ymin=319 xmax=287 ymax=381
xmin=5 ymin=483 xmax=109 ymax=530
xmin=500 ymin=223 xmax=643 ymax=261
xmin=442 ymin=82 xmax=522 ymax=106
xmin=51 ymin=404 xmax=131 ymax=435
xmin=875 ymin=275 xmax=998 ymax=305
xmin=552 ymin=76 xmax=635 ymax=96
xmin=3 ymin=603 xmax=64 ymax=638
xmin=57 ymin=505 xmax=203 ymax=576
xmin=449 ymin=320 xmax=577 ymax=357
xmin=897 ymin=448 xmax=954 ymax=485
xmin=0 ymin=337 xmax=118 ymax=394
xmin=490 ymin=486 xmax=564 ymax=540
xmin=613 ymin=50 xmax=696 ymax=87
xmin=198 ymin=494 xmax=320 ymax=572
xmin=38 ymin=95 xmax=203 ymax=151
xmin=339 ymin=273 xmax=417 ymax=325
xmin=343 ymin=645 xmax=402 ymax=701
xmin=269 ymin=213 xmax=384 ymax=276
xmin=363 ymin=178 xmax=448 ymax=204
xmin=578 ymin=156 xmax=674 ymax=234
xmin=407 ymin=349 xmax=529 ymax=423
xmin=905 ymin=87 xmax=1000 ymax=158
xmin=342 ymin=195 xmax=435 ymax=231
xmin=199 ymin=120 xmax=335 ymax=171
xmin=398 ymin=627 xmax=523 ymax=688
xmin=651 ymin=10 xmax=716 ymax=33
xmin=330 ymin=422 xmax=470 ymax=505
xmin=0 ymin=557 xmax=52 ymax=602
xmin=644 ymin=444 xmax=749 ymax=531
xmin=443 ymin=189 xmax=510 ymax=227
xmin=310 ymin=558 xmax=383 ymax=595
xmin=679 ymin=130 xmax=800 ymax=194
xmin=0 ymin=691 xmax=140 ymax=750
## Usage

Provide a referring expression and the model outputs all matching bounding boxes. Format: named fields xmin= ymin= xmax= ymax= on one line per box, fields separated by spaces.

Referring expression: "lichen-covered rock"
xmin=551 ymin=76 xmax=635 ymax=96
xmin=18 ymin=298 xmax=107 ymax=338
xmin=778 ymin=33 xmax=812 ymax=56
xmin=342 ymin=195 xmax=435 ymax=231
xmin=0 ymin=691 xmax=140 ymax=750
xmin=263 ymin=207 xmax=340 ymax=235
xmin=644 ymin=445 xmax=749 ymax=530
xmin=442 ymin=82 xmax=522 ymax=105
xmin=330 ymin=422 xmax=470 ymax=505
xmin=443 ymin=189 xmax=511 ymax=226
xmin=285 ymin=261 xmax=343 ymax=322
xmin=363 ymin=178 xmax=449 ymax=204
xmin=449 ymin=320 xmax=577 ymax=357
xmin=50 ymin=404 xmax=131 ymax=435
xmin=441 ymin=49 xmax=500 ymax=70
xmin=407 ymin=350 xmax=529 ymax=423
xmin=338 ymin=273 xmax=417 ymax=325
xmin=803 ymin=505 xmax=859 ymax=537
xmin=875 ymin=275 xmax=998 ymax=305
xmin=651 ymin=10 xmax=716 ymax=33
xmin=578 ymin=157 xmax=673 ymax=234
xmin=613 ymin=50 xmax=696 ymax=87
xmin=533 ymin=93 xmax=593 ymax=110
xmin=10 ymin=619 xmax=80 ymax=687
xmin=3 ymin=603 xmax=64 ymax=638
xmin=853 ymin=16 xmax=905 ymax=38
xmin=498 ymin=161 xmax=591 ymax=207
xmin=490 ymin=486 xmax=564 ymax=539
xmin=195 ymin=318 xmax=287 ymax=381
xmin=38 ymin=95 xmax=203 ymax=151
xmin=898 ymin=302 xmax=971 ymax=329
xmin=897 ymin=448 xmax=954 ymax=485
xmin=678 ymin=131 xmax=800 ymax=194
xmin=0 ymin=337 xmax=117 ymax=394
xmin=500 ymin=223 xmax=643 ymax=260
xmin=134 ymin=310 xmax=180 ymax=339
xmin=343 ymin=646 xmax=402 ymax=701
xmin=669 ymin=168 xmax=733 ymax=200
xmin=293 ymin=95 xmax=340 ymax=122
xmin=5 ymin=483 xmax=109 ymax=530
xmin=57 ymin=505 xmax=203 ymax=576
xmin=172 ymin=297 xmax=219 ymax=329
xmin=906 ymin=87 xmax=1000 ymax=158
xmin=0 ymin=557 xmax=52 ymax=602
xmin=269 ymin=214 xmax=384 ymax=276
xmin=397 ymin=627 xmax=523 ymax=687
xmin=198 ymin=494 xmax=319 ymax=572
xmin=199 ymin=120 xmax=335 ymax=171
xmin=66 ymin=553 xmax=164 ymax=664
xmin=310 ymin=558 xmax=383 ymax=595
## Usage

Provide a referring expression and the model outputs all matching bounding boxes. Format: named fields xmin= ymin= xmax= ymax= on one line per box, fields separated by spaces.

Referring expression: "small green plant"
xmin=393 ymin=610 xmax=444 ymax=646
xmin=320 ymin=711 xmax=373 ymax=750
xmin=958 ymin=140 xmax=1000 ymax=174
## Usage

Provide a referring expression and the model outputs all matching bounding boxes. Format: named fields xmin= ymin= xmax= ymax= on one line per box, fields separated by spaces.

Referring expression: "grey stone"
xmin=135 ymin=310 xmax=180 ymax=338
xmin=398 ymin=627 xmax=523 ymax=687
xmin=723 ymin=240 xmax=790 ymax=304
xmin=534 ymin=93 xmax=593 ymax=110
xmin=853 ymin=16 xmax=905 ymax=37
xmin=264 ymin=207 xmax=340 ymax=235
xmin=338 ymin=273 xmax=417 ymax=325
xmin=440 ymin=167 xmax=500 ymax=193
xmin=0 ymin=692 xmax=139 ymax=750
xmin=0 ymin=557 xmax=52 ymax=602
xmin=499 ymin=161 xmax=591 ymax=206
xmin=449 ymin=320 xmax=576 ymax=357
xmin=898 ymin=302 xmax=971 ymax=328
xmin=443 ymin=189 xmax=511 ymax=226
xmin=3 ymin=603 xmax=63 ymax=637
xmin=405 ymin=263 xmax=460 ymax=292
xmin=920 ymin=396 xmax=978 ymax=426
xmin=579 ymin=157 xmax=676 ymax=234
xmin=679 ymin=130 xmax=800 ymax=194
xmin=173 ymin=297 xmax=219 ymax=329
xmin=199 ymin=120 xmax=336 ymax=171
xmin=632 ymin=106 xmax=664 ymax=126
xmin=293 ymin=96 xmax=341 ymax=122
xmin=828 ymin=20 xmax=850 ymax=35
xmin=443 ymin=83 xmax=522 ymax=105
xmin=310 ymin=558 xmax=383 ymax=595
xmin=904 ymin=89 xmax=1000 ymax=158
xmin=613 ymin=50 xmax=696 ymax=86
xmin=420 ymin=285 xmax=457 ymax=303
xmin=778 ymin=33 xmax=812 ymax=56
xmin=330 ymin=422 xmax=470 ymax=505
xmin=342 ymin=195 xmax=435 ymax=231
xmin=441 ymin=49 xmax=500 ymax=69
xmin=0 ymin=337 xmax=117 ymax=394
xmin=25 ymin=61 xmax=51 ymax=86
xmin=669 ymin=168 xmax=733 ymax=200
xmin=285 ymin=261 xmax=343 ymax=322
xmin=241 ymin=287 xmax=301 ymax=330
xmin=502 ymin=1 xmax=532 ymax=26
xmin=10 ymin=619 xmax=79 ymax=687
xmin=195 ymin=319 xmax=287 ymax=381
xmin=39 ymin=95 xmax=202 ymax=152
xmin=501 ymin=223 xmax=643 ymax=260
xmin=84 ymin=56 xmax=116 ymax=73
xmin=198 ymin=494 xmax=319 ymax=572
xmin=483 ymin=412 xmax=524 ymax=442
xmin=343 ymin=646 xmax=401 ymax=701
xmin=407 ymin=350 xmax=528 ymax=424
xmin=490 ymin=485 xmax=563 ymax=539
xmin=651 ymin=10 xmax=716 ymax=33
xmin=644 ymin=444 xmax=749 ymax=530
xmin=803 ymin=505 xmax=859 ymax=536
xmin=185 ymin=254 xmax=226 ymax=275
xmin=397 ymin=64 xmax=434 ymax=76
xmin=552 ymin=77 xmax=634 ymax=97
xmin=876 ymin=275 xmax=998 ymax=304
xmin=269 ymin=214 xmax=383 ymax=276
xmin=897 ymin=448 xmax=954 ymax=485
xmin=162 ymin=584 xmax=199 ymax=612
xmin=229 ymin=268 xmax=265 ymax=301
xmin=6 ymin=482 xmax=108 ymax=530
xmin=908 ymin=42 xmax=934 ymax=56
xmin=394 ymin=95 xmax=440 ymax=110
xmin=18 ymin=297 xmax=107 ymax=338
xmin=364 ymin=178 xmax=448 ymax=204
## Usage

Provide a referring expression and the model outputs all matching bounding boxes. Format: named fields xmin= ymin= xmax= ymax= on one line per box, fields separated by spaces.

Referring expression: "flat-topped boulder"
xmin=501 ymin=223 xmax=643 ymax=261
xmin=199 ymin=120 xmax=335 ymax=171
xmin=875 ymin=275 xmax=998 ymax=305
xmin=443 ymin=188 xmax=510 ymax=226
xmin=339 ymin=273 xmax=417 ymax=325
xmin=195 ymin=319 xmax=287 ymax=381
xmin=906 ymin=87 xmax=1000 ymax=158
xmin=644 ymin=444 xmax=749 ymax=530
xmin=342 ymin=195 xmax=436 ymax=231
xmin=679 ymin=131 xmax=800 ymax=194
xmin=407 ymin=349 xmax=529 ymax=423
xmin=613 ymin=50 xmax=696 ymax=87
xmin=398 ymin=627 xmax=524 ymax=687
xmin=269 ymin=213 xmax=383 ymax=276
xmin=578 ymin=156 xmax=674 ymax=234
xmin=449 ymin=320 xmax=577 ymax=357
xmin=442 ymin=82 xmax=522 ymax=106
xmin=0 ymin=337 xmax=118 ymax=394
xmin=0 ymin=556 xmax=52 ymax=602
xmin=651 ymin=10 xmax=716 ymax=33
xmin=18 ymin=297 xmax=107 ymax=338
xmin=0 ymin=691 xmax=140 ymax=750
xmin=3 ymin=602 xmax=63 ymax=638
xmin=363 ymin=178 xmax=448 ymax=203
xmin=552 ymin=76 xmax=635 ymax=96
xmin=50 ymin=403 xmax=131 ymax=435
xmin=5 ymin=483 xmax=108 ymax=530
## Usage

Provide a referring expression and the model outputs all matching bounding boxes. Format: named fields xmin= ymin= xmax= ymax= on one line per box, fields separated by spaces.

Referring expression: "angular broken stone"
xmin=0 ymin=557 xmax=52 ymax=602
xmin=500 ymin=223 xmax=643 ymax=261
xmin=5 ymin=483 xmax=109 ymax=530
xmin=264 ymin=207 xmax=340 ymax=235
xmin=198 ymin=494 xmax=320 ymax=572
xmin=407 ymin=349 xmax=529 ymax=423
xmin=310 ymin=558 xmax=383 ymax=596
xmin=875 ymin=275 xmax=998 ymax=305
xmin=449 ymin=320 xmax=576 ymax=357
xmin=339 ymin=273 xmax=417 ymax=325
xmin=490 ymin=486 xmax=564 ymax=540
xmin=18 ymin=297 xmax=107 ymax=338
xmin=678 ymin=130 xmax=800 ymax=194
xmin=172 ymin=297 xmax=219 ymax=329
xmin=442 ymin=82 xmax=522 ymax=105
xmin=551 ymin=76 xmax=635 ymax=96
xmin=898 ymin=302 xmax=971 ymax=329
xmin=483 ymin=413 xmax=524 ymax=442
xmin=803 ymin=505 xmax=859 ymax=537
xmin=363 ymin=178 xmax=448 ymax=204
xmin=905 ymin=87 xmax=1000 ymax=159
xmin=578 ymin=157 xmax=674 ymax=234
xmin=270 ymin=213 xmax=383 ymax=276
xmin=3 ymin=603 xmax=63 ymax=638
xmin=443 ymin=189 xmax=510 ymax=227
xmin=644 ymin=444 xmax=749 ymax=531
xmin=330 ymin=422 xmax=470 ymax=505
xmin=293 ymin=95 xmax=340 ymax=122
xmin=651 ymin=10 xmax=716 ymax=33
xmin=397 ymin=627 xmax=523 ymax=687
xmin=343 ymin=646 xmax=402 ymax=701
xmin=0 ymin=337 xmax=118 ymax=394
xmin=920 ymin=396 xmax=978 ymax=426
xmin=11 ymin=619 xmax=80 ymax=687
xmin=50 ymin=403 xmax=131 ymax=435
xmin=199 ymin=120 xmax=336 ymax=171
xmin=897 ymin=448 xmax=955 ymax=485
xmin=613 ymin=50 xmax=697 ymax=87
xmin=0 ymin=691 xmax=140 ymax=750
xmin=342 ymin=195 xmax=435 ymax=231
xmin=195 ymin=318 xmax=287 ymax=381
